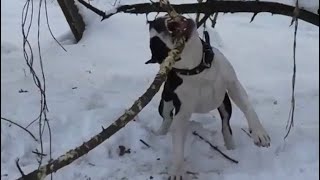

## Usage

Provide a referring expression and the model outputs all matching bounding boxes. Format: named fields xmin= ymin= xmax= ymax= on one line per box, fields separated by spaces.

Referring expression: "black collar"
xmin=172 ymin=38 xmax=214 ymax=76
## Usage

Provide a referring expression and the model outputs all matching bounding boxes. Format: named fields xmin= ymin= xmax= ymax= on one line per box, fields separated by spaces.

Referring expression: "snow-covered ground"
xmin=1 ymin=0 xmax=319 ymax=179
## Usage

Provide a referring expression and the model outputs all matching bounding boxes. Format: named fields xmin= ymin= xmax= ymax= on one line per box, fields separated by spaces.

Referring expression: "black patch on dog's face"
xmin=148 ymin=17 xmax=167 ymax=34
xmin=145 ymin=36 xmax=170 ymax=64
xmin=146 ymin=16 xmax=195 ymax=64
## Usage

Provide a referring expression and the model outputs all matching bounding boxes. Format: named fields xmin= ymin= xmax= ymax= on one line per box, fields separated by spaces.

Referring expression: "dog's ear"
xmin=147 ymin=37 xmax=170 ymax=65
xmin=145 ymin=58 xmax=158 ymax=64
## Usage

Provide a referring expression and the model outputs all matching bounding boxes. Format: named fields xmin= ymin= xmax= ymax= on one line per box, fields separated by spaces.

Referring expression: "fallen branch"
xmin=77 ymin=0 xmax=319 ymax=26
xmin=16 ymin=1 xmax=186 ymax=179
xmin=16 ymin=43 xmax=185 ymax=180
xmin=139 ymin=139 xmax=151 ymax=148
xmin=192 ymin=131 xmax=239 ymax=164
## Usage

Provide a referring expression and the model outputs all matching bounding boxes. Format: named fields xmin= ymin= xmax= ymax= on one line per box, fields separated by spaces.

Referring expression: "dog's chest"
xmin=170 ymin=71 xmax=227 ymax=113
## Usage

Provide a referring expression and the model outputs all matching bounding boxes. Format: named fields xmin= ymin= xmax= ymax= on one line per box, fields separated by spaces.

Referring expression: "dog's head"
xmin=145 ymin=15 xmax=196 ymax=64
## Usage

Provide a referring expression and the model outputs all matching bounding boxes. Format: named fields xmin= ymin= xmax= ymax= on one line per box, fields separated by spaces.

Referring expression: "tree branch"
xmin=77 ymin=0 xmax=319 ymax=26
xmin=195 ymin=0 xmax=204 ymax=25
xmin=17 ymin=40 xmax=185 ymax=180
xmin=16 ymin=44 xmax=184 ymax=180
xmin=197 ymin=13 xmax=211 ymax=28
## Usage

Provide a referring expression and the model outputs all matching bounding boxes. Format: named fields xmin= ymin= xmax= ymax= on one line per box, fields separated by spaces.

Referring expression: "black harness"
xmin=172 ymin=31 xmax=215 ymax=76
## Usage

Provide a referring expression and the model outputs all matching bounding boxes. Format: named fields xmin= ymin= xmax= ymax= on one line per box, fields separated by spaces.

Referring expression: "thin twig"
xmin=192 ymin=131 xmax=238 ymax=164
xmin=210 ymin=12 xmax=219 ymax=28
xmin=32 ymin=150 xmax=47 ymax=157
xmin=21 ymin=0 xmax=51 ymax=169
xmin=250 ymin=12 xmax=258 ymax=23
xmin=44 ymin=0 xmax=66 ymax=52
xmin=139 ymin=139 xmax=151 ymax=148
xmin=77 ymin=0 xmax=109 ymax=20
xmin=16 ymin=159 xmax=26 ymax=178
xmin=21 ymin=0 xmax=54 ymax=172
xmin=88 ymin=162 xmax=96 ymax=166
xmin=241 ymin=128 xmax=251 ymax=138
xmin=284 ymin=0 xmax=299 ymax=140
xmin=1 ymin=117 xmax=38 ymax=142
xmin=36 ymin=0 xmax=46 ymax=168
xmin=197 ymin=13 xmax=211 ymax=28
xmin=112 ymin=0 xmax=119 ymax=7
xmin=198 ymin=0 xmax=219 ymax=28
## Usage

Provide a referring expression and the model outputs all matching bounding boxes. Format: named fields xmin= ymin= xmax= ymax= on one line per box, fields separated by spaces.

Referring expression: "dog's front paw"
xmin=168 ymin=168 xmax=191 ymax=180
xmin=155 ymin=126 xmax=169 ymax=136
xmin=249 ymin=126 xmax=271 ymax=147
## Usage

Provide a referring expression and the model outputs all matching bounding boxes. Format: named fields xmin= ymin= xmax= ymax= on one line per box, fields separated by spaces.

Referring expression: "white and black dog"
xmin=146 ymin=15 xmax=271 ymax=179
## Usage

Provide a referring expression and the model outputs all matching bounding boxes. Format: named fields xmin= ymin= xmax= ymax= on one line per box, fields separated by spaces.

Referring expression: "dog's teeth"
xmin=183 ymin=28 xmax=187 ymax=31
xmin=183 ymin=18 xmax=187 ymax=22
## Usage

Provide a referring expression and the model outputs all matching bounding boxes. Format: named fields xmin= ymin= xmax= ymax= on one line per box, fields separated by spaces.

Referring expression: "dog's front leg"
xmin=157 ymin=99 xmax=174 ymax=135
xmin=228 ymin=79 xmax=271 ymax=147
xmin=169 ymin=113 xmax=191 ymax=180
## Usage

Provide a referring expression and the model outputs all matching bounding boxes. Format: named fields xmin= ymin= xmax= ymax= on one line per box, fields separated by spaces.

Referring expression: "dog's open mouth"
xmin=165 ymin=16 xmax=190 ymax=38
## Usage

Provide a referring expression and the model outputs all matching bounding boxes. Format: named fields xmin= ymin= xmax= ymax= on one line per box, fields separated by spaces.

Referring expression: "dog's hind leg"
xmin=157 ymin=99 xmax=174 ymax=135
xmin=218 ymin=93 xmax=235 ymax=150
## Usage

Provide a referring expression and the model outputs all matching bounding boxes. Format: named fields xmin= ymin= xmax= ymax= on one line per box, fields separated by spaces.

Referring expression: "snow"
xmin=1 ymin=0 xmax=319 ymax=180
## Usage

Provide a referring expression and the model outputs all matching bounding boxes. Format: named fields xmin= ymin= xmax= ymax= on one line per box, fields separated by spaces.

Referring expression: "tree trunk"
xmin=57 ymin=0 xmax=85 ymax=42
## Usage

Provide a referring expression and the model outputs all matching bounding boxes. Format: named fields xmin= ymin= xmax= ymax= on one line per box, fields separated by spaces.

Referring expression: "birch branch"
xmin=16 ymin=1 xmax=186 ymax=179
xmin=17 ymin=38 xmax=185 ymax=180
